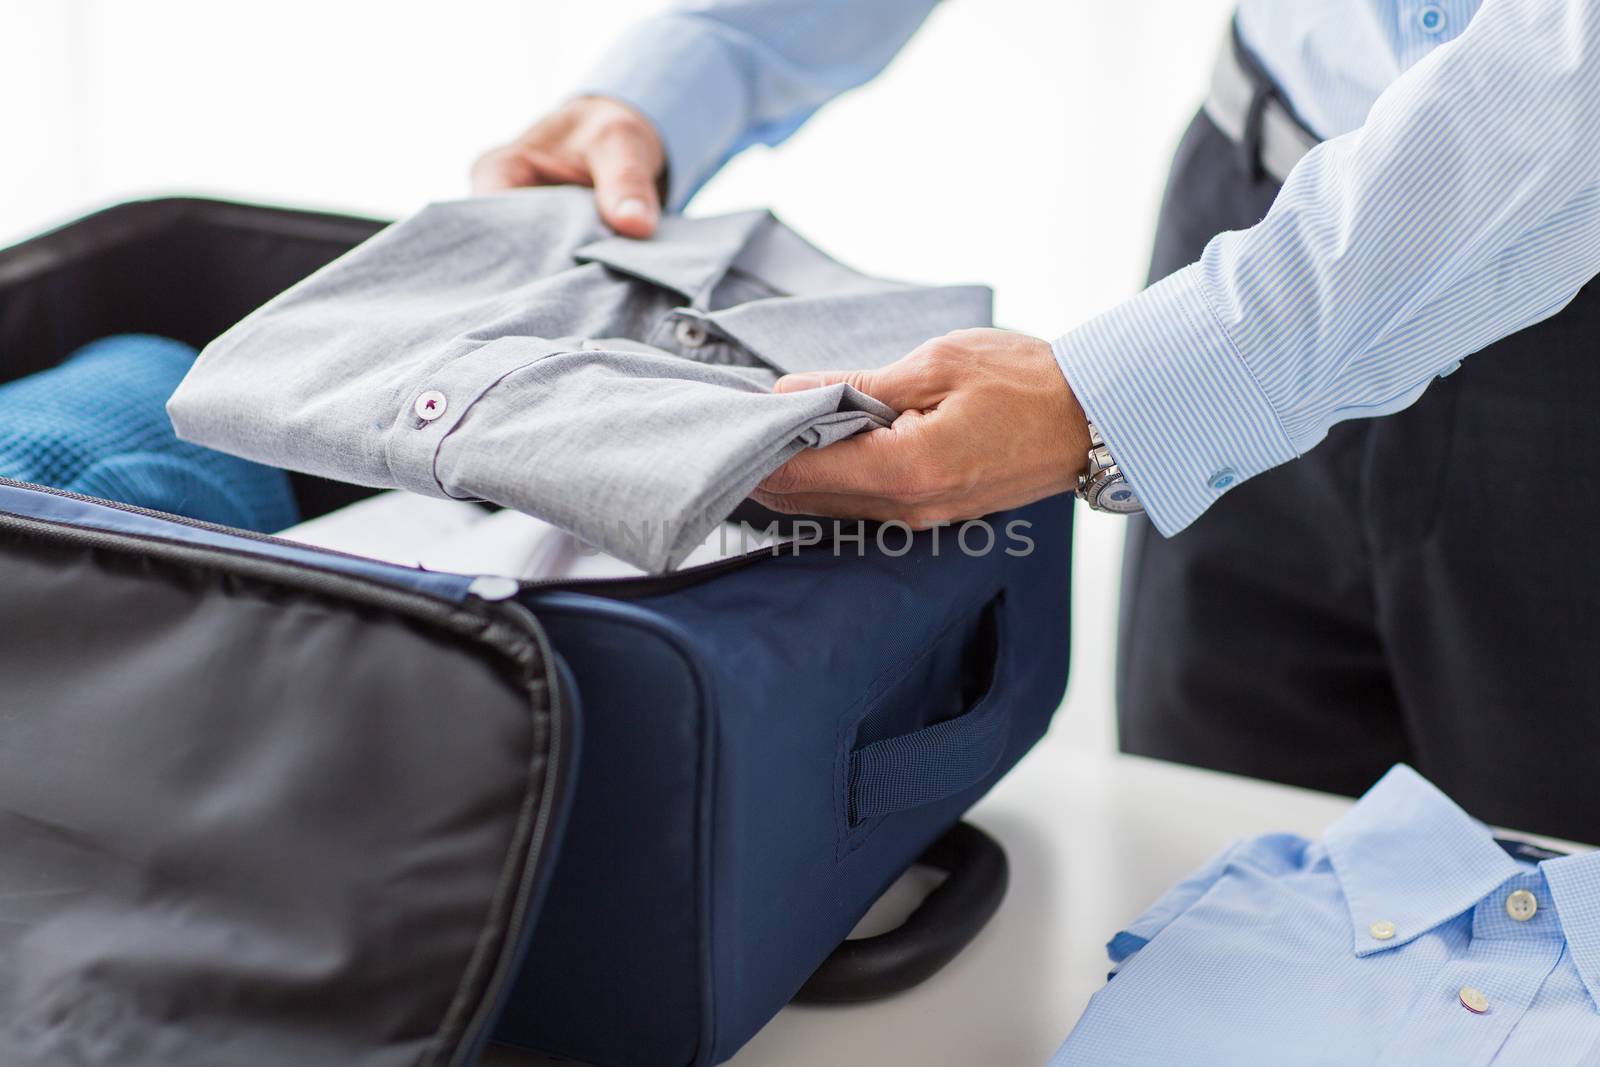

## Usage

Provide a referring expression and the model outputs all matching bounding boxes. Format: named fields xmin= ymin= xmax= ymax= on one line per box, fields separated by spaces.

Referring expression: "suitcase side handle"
xmin=847 ymin=600 xmax=1012 ymax=825
xmin=794 ymin=821 xmax=1009 ymax=1003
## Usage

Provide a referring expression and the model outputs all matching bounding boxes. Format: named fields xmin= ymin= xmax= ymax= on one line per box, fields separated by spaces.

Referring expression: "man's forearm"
xmin=1054 ymin=0 xmax=1600 ymax=536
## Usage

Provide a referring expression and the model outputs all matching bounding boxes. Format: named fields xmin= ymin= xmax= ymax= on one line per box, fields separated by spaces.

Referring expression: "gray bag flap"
xmin=0 ymin=509 xmax=573 ymax=1067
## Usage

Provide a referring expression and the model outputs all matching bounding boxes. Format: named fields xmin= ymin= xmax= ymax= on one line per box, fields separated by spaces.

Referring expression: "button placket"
xmin=1471 ymin=874 xmax=1560 ymax=942
xmin=1372 ymin=942 xmax=1563 ymax=1067
xmin=674 ymin=318 xmax=710 ymax=348
xmin=654 ymin=309 xmax=750 ymax=365
xmin=1417 ymin=4 xmax=1447 ymax=33
xmin=1505 ymin=889 xmax=1538 ymax=922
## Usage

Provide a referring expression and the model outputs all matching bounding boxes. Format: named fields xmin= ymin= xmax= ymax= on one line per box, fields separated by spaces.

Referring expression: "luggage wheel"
xmin=794 ymin=821 xmax=1008 ymax=1004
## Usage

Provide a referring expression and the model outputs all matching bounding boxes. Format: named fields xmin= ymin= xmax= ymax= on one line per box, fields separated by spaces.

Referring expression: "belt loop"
xmin=1230 ymin=18 xmax=1272 ymax=183
xmin=1238 ymin=83 xmax=1268 ymax=184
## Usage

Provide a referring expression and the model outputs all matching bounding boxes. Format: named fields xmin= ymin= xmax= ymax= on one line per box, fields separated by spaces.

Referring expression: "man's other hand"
xmin=470 ymin=96 xmax=666 ymax=238
xmin=753 ymin=329 xmax=1091 ymax=526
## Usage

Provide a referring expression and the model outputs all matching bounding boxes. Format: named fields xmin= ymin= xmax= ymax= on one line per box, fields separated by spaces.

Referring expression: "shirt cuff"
xmin=383 ymin=336 xmax=574 ymax=500
xmin=1050 ymin=264 xmax=1298 ymax=536
xmin=573 ymin=16 xmax=749 ymax=211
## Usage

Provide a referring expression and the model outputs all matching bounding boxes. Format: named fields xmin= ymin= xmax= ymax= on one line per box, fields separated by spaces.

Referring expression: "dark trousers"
xmin=1117 ymin=109 xmax=1600 ymax=844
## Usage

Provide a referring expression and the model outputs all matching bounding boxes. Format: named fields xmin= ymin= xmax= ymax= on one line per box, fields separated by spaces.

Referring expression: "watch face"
xmin=1092 ymin=478 xmax=1143 ymax=514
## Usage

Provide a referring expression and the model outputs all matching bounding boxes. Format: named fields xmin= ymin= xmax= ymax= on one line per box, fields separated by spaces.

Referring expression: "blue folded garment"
xmin=0 ymin=334 xmax=298 ymax=532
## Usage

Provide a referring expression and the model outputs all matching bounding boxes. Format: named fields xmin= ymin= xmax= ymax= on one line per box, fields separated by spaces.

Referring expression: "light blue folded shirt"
xmin=1052 ymin=764 xmax=1600 ymax=1065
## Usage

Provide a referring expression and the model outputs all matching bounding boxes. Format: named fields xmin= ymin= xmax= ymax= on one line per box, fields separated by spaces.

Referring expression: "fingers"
xmin=759 ymin=430 xmax=905 ymax=499
xmin=749 ymin=487 xmax=960 ymax=528
xmin=761 ymin=347 xmax=966 ymax=509
xmin=470 ymin=128 xmax=658 ymax=236
xmin=771 ymin=370 xmax=860 ymax=394
xmin=586 ymin=123 xmax=662 ymax=238
xmin=470 ymin=143 xmax=587 ymax=195
xmin=469 ymin=145 xmax=538 ymax=194
xmin=758 ymin=411 xmax=958 ymax=516
xmin=772 ymin=334 xmax=966 ymax=411
xmin=469 ymin=99 xmax=665 ymax=236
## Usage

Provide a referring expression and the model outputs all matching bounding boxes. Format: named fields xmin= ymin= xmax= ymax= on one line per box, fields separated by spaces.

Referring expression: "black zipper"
xmin=0 ymin=475 xmax=798 ymax=598
xmin=0 ymin=473 xmax=429 ymax=563
xmin=444 ymin=595 xmax=573 ymax=1067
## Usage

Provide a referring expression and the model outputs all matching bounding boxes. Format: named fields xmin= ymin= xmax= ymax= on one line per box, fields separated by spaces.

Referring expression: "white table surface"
xmin=487 ymin=743 xmax=1588 ymax=1067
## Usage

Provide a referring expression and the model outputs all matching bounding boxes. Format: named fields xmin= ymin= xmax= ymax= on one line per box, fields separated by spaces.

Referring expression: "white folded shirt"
xmin=276 ymin=490 xmax=770 ymax=581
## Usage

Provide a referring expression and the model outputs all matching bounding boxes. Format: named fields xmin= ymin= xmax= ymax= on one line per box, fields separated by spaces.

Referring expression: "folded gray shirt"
xmin=169 ymin=188 xmax=992 ymax=572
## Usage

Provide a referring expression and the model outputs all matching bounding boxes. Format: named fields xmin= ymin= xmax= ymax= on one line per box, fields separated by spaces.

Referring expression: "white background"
xmin=0 ymin=0 xmax=1236 ymax=751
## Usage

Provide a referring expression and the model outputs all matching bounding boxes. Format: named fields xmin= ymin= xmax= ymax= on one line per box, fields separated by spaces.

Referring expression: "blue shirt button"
xmin=1208 ymin=468 xmax=1237 ymax=491
xmin=1418 ymin=5 xmax=1446 ymax=33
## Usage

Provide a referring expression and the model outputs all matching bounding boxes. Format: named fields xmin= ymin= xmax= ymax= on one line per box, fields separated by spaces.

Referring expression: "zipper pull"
xmin=466 ymin=575 xmax=521 ymax=601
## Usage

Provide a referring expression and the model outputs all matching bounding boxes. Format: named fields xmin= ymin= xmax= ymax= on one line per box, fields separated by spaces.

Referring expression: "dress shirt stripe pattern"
xmin=1056 ymin=0 xmax=1600 ymax=533
xmin=579 ymin=0 xmax=1600 ymax=535
xmin=1236 ymin=0 xmax=1478 ymax=141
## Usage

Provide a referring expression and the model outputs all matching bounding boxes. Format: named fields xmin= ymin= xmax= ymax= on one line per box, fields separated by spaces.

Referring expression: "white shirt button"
xmin=1459 ymin=986 xmax=1489 ymax=1014
xmin=1418 ymin=5 xmax=1447 ymax=33
xmin=414 ymin=390 xmax=448 ymax=421
xmin=1506 ymin=889 xmax=1538 ymax=922
xmin=675 ymin=319 xmax=710 ymax=348
xmin=1369 ymin=920 xmax=1396 ymax=941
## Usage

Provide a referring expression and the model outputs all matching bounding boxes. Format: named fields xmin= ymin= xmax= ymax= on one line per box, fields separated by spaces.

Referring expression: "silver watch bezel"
xmin=1076 ymin=421 xmax=1143 ymax=514
xmin=1082 ymin=467 xmax=1143 ymax=514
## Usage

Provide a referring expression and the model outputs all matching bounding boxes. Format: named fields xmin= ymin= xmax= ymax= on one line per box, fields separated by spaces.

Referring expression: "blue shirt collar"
xmin=1324 ymin=764 xmax=1600 ymax=1009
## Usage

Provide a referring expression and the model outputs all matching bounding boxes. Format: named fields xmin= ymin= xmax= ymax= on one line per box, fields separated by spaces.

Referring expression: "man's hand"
xmin=753 ymin=328 xmax=1091 ymax=526
xmin=470 ymin=96 xmax=666 ymax=238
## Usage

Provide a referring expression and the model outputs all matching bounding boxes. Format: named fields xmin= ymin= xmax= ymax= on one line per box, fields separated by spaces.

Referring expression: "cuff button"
xmin=414 ymin=390 xmax=448 ymax=421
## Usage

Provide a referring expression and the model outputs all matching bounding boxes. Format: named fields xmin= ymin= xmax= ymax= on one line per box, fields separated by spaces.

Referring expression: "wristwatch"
xmin=1076 ymin=423 xmax=1143 ymax=515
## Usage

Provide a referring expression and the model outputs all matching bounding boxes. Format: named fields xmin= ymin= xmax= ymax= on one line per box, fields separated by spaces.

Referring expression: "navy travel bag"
xmin=0 ymin=199 xmax=1072 ymax=1067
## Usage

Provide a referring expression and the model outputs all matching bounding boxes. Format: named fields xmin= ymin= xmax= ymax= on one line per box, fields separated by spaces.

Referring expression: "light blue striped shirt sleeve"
xmin=580 ymin=0 xmax=1600 ymax=537
xmin=574 ymin=0 xmax=939 ymax=210
xmin=1054 ymin=0 xmax=1600 ymax=534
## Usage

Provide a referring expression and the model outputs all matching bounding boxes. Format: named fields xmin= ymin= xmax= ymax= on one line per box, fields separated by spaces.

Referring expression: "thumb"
xmin=586 ymin=126 xmax=662 ymax=238
xmin=774 ymin=357 xmax=948 ymax=412
xmin=772 ymin=370 xmax=866 ymax=394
